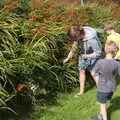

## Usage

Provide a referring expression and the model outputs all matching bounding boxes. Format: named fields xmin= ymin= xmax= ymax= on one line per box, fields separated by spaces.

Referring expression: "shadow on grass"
xmin=108 ymin=96 xmax=120 ymax=120
xmin=0 ymin=104 xmax=33 ymax=120
xmin=0 ymin=91 xmax=61 ymax=120
xmin=27 ymin=92 xmax=63 ymax=120
xmin=0 ymin=92 xmax=34 ymax=120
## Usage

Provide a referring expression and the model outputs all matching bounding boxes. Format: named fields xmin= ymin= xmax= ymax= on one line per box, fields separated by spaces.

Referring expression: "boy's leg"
xmin=100 ymin=103 xmax=107 ymax=120
xmin=96 ymin=92 xmax=113 ymax=120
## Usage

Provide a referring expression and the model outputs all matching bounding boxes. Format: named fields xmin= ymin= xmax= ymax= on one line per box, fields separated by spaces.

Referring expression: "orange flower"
xmin=67 ymin=21 xmax=73 ymax=25
xmin=3 ymin=4 xmax=15 ymax=13
xmin=16 ymin=84 xmax=27 ymax=93
xmin=64 ymin=20 xmax=69 ymax=25
xmin=76 ymin=16 xmax=80 ymax=21
xmin=51 ymin=29 xmax=56 ymax=33
xmin=30 ymin=15 xmax=37 ymax=21
xmin=4 ymin=9 xmax=12 ymax=13
xmin=43 ymin=7 xmax=52 ymax=11
xmin=67 ymin=8 xmax=75 ymax=15
xmin=3 ymin=0 xmax=9 ymax=2
xmin=109 ymin=2 xmax=119 ymax=9
xmin=43 ymin=19 xmax=49 ymax=24
xmin=4 ymin=5 xmax=9 ymax=9
xmin=30 ymin=13 xmax=39 ymax=22
xmin=76 ymin=0 xmax=80 ymax=3
xmin=61 ymin=26 xmax=69 ymax=32
xmin=32 ymin=1 xmax=42 ymax=9
xmin=39 ymin=27 xmax=47 ymax=34
xmin=12 ymin=1 xmax=18 ymax=8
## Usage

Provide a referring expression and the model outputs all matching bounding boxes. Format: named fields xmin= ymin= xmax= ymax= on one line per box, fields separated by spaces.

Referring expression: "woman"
xmin=64 ymin=25 xmax=103 ymax=96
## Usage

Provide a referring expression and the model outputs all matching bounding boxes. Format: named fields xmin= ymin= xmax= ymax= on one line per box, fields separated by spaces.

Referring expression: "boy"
xmin=63 ymin=25 xmax=103 ymax=96
xmin=104 ymin=21 xmax=120 ymax=60
xmin=91 ymin=41 xmax=120 ymax=120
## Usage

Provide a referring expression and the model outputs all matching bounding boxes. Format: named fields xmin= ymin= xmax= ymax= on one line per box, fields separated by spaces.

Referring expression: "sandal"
xmin=74 ymin=92 xmax=84 ymax=97
xmin=91 ymin=114 xmax=103 ymax=120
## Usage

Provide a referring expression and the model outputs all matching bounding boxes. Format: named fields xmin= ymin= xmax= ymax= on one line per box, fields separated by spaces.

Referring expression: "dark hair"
xmin=67 ymin=25 xmax=85 ymax=41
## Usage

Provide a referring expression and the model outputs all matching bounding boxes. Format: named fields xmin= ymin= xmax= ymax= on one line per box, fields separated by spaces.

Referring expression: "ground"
xmin=29 ymin=84 xmax=120 ymax=120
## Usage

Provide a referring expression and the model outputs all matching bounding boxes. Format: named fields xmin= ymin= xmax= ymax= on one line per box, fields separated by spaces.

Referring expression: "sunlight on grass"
xmin=30 ymin=85 xmax=120 ymax=120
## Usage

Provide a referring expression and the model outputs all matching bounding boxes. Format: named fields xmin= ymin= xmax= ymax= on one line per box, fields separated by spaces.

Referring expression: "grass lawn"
xmin=29 ymin=84 xmax=120 ymax=120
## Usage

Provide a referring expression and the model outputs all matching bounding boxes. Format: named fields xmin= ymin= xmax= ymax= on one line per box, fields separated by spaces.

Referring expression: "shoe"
xmin=91 ymin=114 xmax=103 ymax=120
xmin=74 ymin=92 xmax=84 ymax=97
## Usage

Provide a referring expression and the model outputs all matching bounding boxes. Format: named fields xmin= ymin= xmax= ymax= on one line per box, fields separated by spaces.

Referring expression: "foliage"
xmin=0 ymin=0 xmax=119 ymax=117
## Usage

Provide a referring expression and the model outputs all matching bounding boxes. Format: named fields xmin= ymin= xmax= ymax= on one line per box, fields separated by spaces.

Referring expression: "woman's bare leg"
xmin=79 ymin=70 xmax=86 ymax=94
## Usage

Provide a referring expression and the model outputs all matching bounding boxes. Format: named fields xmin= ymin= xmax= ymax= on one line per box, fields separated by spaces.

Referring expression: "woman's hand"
xmin=63 ymin=41 xmax=77 ymax=64
xmin=63 ymin=58 xmax=69 ymax=64
xmin=81 ymin=54 xmax=89 ymax=59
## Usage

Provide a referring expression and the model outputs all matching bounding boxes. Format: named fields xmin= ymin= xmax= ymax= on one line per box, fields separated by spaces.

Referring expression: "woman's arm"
xmin=63 ymin=41 xmax=78 ymax=63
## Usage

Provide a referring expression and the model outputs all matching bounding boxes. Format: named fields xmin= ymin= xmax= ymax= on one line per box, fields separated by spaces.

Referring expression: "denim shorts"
xmin=78 ymin=58 xmax=97 ymax=71
xmin=97 ymin=92 xmax=113 ymax=104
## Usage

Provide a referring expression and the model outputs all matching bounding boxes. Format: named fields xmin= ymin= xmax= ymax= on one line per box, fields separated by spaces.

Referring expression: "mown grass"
xmin=29 ymin=84 xmax=120 ymax=120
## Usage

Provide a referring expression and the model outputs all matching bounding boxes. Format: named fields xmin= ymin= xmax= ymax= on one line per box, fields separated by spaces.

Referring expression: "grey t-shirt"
xmin=73 ymin=26 xmax=102 ymax=59
xmin=92 ymin=59 xmax=120 ymax=93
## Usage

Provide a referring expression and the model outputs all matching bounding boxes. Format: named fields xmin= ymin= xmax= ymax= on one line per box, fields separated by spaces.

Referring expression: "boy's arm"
xmin=92 ymin=60 xmax=101 ymax=74
xmin=91 ymin=60 xmax=101 ymax=85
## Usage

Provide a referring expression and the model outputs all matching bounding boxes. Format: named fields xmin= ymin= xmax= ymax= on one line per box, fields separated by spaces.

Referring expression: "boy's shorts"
xmin=78 ymin=58 xmax=97 ymax=71
xmin=97 ymin=92 xmax=113 ymax=104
